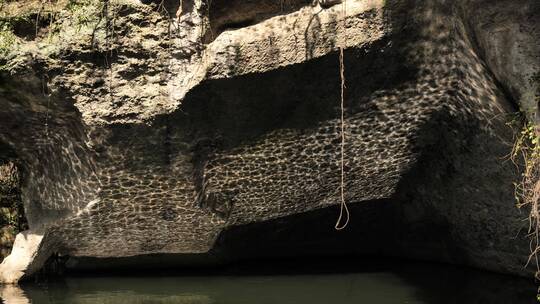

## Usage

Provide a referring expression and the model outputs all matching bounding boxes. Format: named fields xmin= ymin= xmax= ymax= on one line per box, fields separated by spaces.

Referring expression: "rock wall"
xmin=0 ymin=0 xmax=538 ymax=282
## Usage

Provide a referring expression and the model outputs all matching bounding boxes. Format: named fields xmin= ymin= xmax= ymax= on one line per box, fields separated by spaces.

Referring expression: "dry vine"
xmin=512 ymin=119 xmax=540 ymax=278
xmin=102 ymin=0 xmax=117 ymax=105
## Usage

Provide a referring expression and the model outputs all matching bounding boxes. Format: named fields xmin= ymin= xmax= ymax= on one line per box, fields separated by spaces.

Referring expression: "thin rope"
xmin=42 ymin=75 xmax=50 ymax=138
xmin=104 ymin=0 xmax=115 ymax=105
xmin=335 ymin=0 xmax=349 ymax=230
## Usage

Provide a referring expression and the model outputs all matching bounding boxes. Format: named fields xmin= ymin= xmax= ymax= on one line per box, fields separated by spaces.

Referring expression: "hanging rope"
xmin=41 ymin=74 xmax=50 ymax=139
xmin=334 ymin=0 xmax=349 ymax=230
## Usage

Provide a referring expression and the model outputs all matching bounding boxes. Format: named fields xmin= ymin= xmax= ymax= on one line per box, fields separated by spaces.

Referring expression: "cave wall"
xmin=0 ymin=0 xmax=538 ymax=281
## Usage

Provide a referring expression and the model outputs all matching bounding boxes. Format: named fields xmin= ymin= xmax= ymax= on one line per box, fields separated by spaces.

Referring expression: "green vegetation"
xmin=510 ymin=77 xmax=540 ymax=291
xmin=0 ymin=161 xmax=24 ymax=261
xmin=0 ymin=0 xmax=111 ymax=68
xmin=0 ymin=20 xmax=18 ymax=58
xmin=66 ymin=0 xmax=106 ymax=34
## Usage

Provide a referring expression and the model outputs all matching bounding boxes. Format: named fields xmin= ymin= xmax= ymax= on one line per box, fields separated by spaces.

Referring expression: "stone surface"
xmin=0 ymin=0 xmax=538 ymax=282
xmin=0 ymin=231 xmax=47 ymax=283
xmin=457 ymin=0 xmax=540 ymax=123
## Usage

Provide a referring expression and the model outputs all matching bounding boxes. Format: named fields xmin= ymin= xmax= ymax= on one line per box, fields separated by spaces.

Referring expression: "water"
xmin=1 ymin=260 xmax=536 ymax=304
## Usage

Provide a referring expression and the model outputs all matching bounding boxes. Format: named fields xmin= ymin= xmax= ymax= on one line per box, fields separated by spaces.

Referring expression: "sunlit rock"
xmin=0 ymin=0 xmax=538 ymax=282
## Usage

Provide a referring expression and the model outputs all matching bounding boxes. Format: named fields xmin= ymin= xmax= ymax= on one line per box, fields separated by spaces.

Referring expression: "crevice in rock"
xmin=204 ymin=0 xmax=313 ymax=43
xmin=139 ymin=0 xmax=182 ymax=19
xmin=217 ymin=18 xmax=256 ymax=32
xmin=1 ymin=12 xmax=56 ymax=42
xmin=30 ymin=252 xmax=69 ymax=282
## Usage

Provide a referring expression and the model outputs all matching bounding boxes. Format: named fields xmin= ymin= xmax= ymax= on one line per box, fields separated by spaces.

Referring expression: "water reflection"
xmin=0 ymin=285 xmax=29 ymax=304
xmin=0 ymin=262 xmax=536 ymax=304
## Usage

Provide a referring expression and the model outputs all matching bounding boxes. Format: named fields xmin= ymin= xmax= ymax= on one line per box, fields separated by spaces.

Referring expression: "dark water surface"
xmin=1 ymin=260 xmax=536 ymax=304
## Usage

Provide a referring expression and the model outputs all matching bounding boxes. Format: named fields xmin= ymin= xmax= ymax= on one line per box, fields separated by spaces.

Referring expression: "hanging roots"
xmin=334 ymin=0 xmax=349 ymax=230
xmin=511 ymin=120 xmax=540 ymax=277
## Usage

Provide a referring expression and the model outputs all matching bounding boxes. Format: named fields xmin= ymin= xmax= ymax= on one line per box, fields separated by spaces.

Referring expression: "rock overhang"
xmin=0 ymin=0 xmax=538 ymax=283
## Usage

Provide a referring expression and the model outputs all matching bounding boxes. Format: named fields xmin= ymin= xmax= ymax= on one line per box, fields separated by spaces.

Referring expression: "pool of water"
xmin=1 ymin=260 xmax=536 ymax=304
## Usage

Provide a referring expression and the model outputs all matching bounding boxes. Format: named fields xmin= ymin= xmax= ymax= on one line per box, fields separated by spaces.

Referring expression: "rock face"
xmin=0 ymin=0 xmax=538 ymax=282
